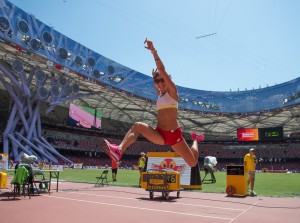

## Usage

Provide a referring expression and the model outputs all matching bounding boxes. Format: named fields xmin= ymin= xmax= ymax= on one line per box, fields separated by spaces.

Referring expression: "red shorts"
xmin=155 ymin=127 xmax=184 ymax=146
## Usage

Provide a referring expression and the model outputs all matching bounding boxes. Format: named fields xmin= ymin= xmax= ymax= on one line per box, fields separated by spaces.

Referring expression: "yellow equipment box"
xmin=0 ymin=172 xmax=8 ymax=189
xmin=141 ymin=170 xmax=181 ymax=200
xmin=145 ymin=152 xmax=202 ymax=190
xmin=226 ymin=165 xmax=248 ymax=196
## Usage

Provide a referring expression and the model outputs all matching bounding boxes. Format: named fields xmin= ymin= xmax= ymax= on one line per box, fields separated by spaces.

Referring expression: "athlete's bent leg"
xmin=119 ymin=122 xmax=164 ymax=153
xmin=172 ymin=139 xmax=198 ymax=167
xmin=103 ymin=122 xmax=164 ymax=161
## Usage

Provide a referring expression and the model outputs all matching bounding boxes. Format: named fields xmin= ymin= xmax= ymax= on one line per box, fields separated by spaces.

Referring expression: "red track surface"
xmin=1 ymin=180 xmax=299 ymax=223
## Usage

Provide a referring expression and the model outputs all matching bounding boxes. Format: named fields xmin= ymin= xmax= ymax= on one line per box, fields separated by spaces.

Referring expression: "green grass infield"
xmin=3 ymin=168 xmax=300 ymax=197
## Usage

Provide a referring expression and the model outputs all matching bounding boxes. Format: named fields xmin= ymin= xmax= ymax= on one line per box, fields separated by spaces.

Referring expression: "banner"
xmin=237 ymin=128 xmax=259 ymax=141
xmin=73 ymin=163 xmax=83 ymax=169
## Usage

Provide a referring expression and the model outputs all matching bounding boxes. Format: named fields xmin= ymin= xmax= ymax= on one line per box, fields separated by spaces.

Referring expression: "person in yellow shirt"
xmin=138 ymin=152 xmax=146 ymax=187
xmin=244 ymin=148 xmax=258 ymax=196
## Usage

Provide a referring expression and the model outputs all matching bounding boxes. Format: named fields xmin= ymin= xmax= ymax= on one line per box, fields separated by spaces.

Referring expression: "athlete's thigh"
xmin=171 ymin=140 xmax=195 ymax=163
xmin=172 ymin=140 xmax=198 ymax=167
xmin=137 ymin=122 xmax=165 ymax=145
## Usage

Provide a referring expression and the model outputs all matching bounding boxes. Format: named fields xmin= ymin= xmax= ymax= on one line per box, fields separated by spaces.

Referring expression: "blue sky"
xmin=10 ymin=0 xmax=300 ymax=91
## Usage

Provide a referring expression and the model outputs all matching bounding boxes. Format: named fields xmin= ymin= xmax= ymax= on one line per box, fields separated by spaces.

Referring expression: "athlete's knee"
xmin=184 ymin=157 xmax=198 ymax=167
xmin=132 ymin=122 xmax=144 ymax=133
xmin=189 ymin=159 xmax=198 ymax=168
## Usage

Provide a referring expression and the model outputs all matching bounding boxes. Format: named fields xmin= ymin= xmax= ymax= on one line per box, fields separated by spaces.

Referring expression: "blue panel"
xmin=0 ymin=0 xmax=299 ymax=113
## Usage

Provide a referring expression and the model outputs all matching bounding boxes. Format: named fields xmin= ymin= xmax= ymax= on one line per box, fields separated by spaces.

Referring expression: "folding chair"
xmin=33 ymin=170 xmax=51 ymax=195
xmin=95 ymin=170 xmax=109 ymax=187
xmin=9 ymin=166 xmax=31 ymax=199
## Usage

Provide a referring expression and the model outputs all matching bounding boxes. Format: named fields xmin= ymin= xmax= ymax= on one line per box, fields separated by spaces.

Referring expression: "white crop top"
xmin=156 ymin=92 xmax=178 ymax=110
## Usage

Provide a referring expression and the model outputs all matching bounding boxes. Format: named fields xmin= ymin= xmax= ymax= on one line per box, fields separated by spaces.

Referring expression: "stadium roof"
xmin=0 ymin=0 xmax=300 ymax=137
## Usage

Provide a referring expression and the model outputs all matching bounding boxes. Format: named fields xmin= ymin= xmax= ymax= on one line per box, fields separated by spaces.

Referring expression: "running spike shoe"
xmin=103 ymin=139 xmax=122 ymax=161
xmin=190 ymin=132 xmax=205 ymax=143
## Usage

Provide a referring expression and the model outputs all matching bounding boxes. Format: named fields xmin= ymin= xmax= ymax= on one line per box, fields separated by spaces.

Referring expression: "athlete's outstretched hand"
xmin=144 ymin=38 xmax=156 ymax=52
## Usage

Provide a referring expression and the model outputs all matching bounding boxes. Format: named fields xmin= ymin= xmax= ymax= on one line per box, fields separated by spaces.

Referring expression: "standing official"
xmin=244 ymin=148 xmax=258 ymax=196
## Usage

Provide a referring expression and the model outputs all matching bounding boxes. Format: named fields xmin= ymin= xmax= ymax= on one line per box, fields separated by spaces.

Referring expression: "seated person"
xmin=14 ymin=154 xmax=37 ymax=189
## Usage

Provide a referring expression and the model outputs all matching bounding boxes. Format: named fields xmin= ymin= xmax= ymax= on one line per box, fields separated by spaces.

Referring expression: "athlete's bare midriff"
xmin=157 ymin=108 xmax=179 ymax=131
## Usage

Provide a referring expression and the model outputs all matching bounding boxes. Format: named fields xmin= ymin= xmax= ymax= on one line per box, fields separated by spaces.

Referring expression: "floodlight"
xmin=51 ymin=85 xmax=60 ymax=97
xmin=58 ymin=48 xmax=68 ymax=60
xmin=0 ymin=16 xmax=10 ymax=31
xmin=93 ymin=69 xmax=101 ymax=78
xmin=38 ymin=86 xmax=49 ymax=99
xmin=87 ymin=57 xmax=95 ymax=67
xmin=35 ymin=69 xmax=47 ymax=82
xmin=18 ymin=20 xmax=29 ymax=34
xmin=107 ymin=65 xmax=114 ymax=74
xmin=30 ymin=39 xmax=40 ymax=51
xmin=74 ymin=56 xmax=83 ymax=67
xmin=42 ymin=31 xmax=52 ymax=44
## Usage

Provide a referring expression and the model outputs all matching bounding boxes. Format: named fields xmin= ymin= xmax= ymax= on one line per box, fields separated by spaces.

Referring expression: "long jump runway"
xmin=1 ymin=181 xmax=299 ymax=223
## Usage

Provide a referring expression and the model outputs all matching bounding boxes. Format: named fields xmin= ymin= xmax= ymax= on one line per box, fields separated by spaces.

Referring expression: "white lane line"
xmin=228 ymin=200 xmax=260 ymax=223
xmin=165 ymin=201 xmax=245 ymax=211
xmin=65 ymin=191 xmax=246 ymax=211
xmin=48 ymin=195 xmax=233 ymax=221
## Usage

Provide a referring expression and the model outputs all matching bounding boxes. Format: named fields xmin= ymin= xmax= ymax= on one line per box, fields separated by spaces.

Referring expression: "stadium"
xmin=0 ymin=0 xmax=299 ymax=173
xmin=0 ymin=1 xmax=300 ymax=222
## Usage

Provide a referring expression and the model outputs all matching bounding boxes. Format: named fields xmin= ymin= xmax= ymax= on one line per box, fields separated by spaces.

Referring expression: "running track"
xmin=1 ymin=181 xmax=299 ymax=223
